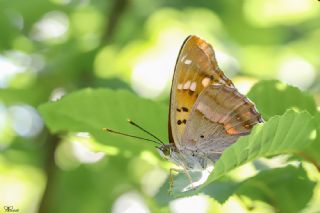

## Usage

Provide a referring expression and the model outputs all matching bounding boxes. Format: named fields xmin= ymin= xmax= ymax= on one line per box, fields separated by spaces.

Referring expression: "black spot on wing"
xmin=182 ymin=107 xmax=189 ymax=112
xmin=188 ymin=90 xmax=194 ymax=96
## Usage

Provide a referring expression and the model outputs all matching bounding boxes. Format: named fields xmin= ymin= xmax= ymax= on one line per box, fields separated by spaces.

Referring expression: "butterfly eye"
xmin=162 ymin=147 xmax=171 ymax=156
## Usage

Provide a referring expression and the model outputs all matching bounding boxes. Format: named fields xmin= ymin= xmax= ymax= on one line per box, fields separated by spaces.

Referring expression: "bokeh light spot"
xmin=131 ymin=36 xmax=182 ymax=98
xmin=141 ymin=167 xmax=166 ymax=196
xmin=278 ymin=58 xmax=315 ymax=90
xmin=112 ymin=192 xmax=150 ymax=213
xmin=55 ymin=132 xmax=106 ymax=170
xmin=244 ymin=0 xmax=318 ymax=27
xmin=71 ymin=140 xmax=106 ymax=164
xmin=8 ymin=105 xmax=43 ymax=138
xmin=30 ymin=11 xmax=69 ymax=42
xmin=170 ymin=195 xmax=209 ymax=213
xmin=0 ymin=52 xmax=29 ymax=88
xmin=50 ymin=87 xmax=66 ymax=101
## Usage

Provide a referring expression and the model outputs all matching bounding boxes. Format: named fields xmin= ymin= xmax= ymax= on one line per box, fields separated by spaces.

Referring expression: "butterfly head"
xmin=157 ymin=144 xmax=175 ymax=159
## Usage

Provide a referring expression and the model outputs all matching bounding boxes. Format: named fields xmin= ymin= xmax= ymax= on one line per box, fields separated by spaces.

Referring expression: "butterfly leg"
xmin=169 ymin=167 xmax=181 ymax=195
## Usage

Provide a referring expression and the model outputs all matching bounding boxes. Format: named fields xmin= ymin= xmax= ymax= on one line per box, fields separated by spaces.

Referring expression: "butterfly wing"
xmin=181 ymin=84 xmax=263 ymax=161
xmin=169 ymin=35 xmax=234 ymax=149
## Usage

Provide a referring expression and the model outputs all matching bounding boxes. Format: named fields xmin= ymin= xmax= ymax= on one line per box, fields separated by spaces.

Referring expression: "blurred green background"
xmin=0 ymin=0 xmax=320 ymax=212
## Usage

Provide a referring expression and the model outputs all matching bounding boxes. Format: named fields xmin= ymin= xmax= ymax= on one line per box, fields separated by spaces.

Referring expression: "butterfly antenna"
xmin=102 ymin=128 xmax=162 ymax=145
xmin=127 ymin=119 xmax=165 ymax=145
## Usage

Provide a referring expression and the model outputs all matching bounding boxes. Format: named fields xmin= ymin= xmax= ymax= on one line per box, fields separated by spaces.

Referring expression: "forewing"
xmin=181 ymin=84 xmax=263 ymax=160
xmin=169 ymin=35 xmax=234 ymax=149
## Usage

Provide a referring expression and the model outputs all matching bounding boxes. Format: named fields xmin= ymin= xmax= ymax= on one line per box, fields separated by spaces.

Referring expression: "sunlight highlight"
xmin=70 ymin=132 xmax=106 ymax=164
xmin=0 ymin=51 xmax=44 ymax=88
xmin=0 ymin=178 xmax=26 ymax=205
xmin=170 ymin=195 xmax=209 ymax=213
xmin=233 ymin=77 xmax=258 ymax=94
xmin=0 ymin=163 xmax=45 ymax=213
xmin=112 ymin=192 xmax=150 ymax=213
xmin=141 ymin=167 xmax=167 ymax=196
xmin=0 ymin=53 xmax=28 ymax=88
xmin=55 ymin=132 xmax=106 ymax=170
xmin=50 ymin=87 xmax=66 ymax=101
xmin=278 ymin=58 xmax=315 ymax=90
xmin=9 ymin=105 xmax=43 ymax=138
xmin=215 ymin=50 xmax=240 ymax=77
xmin=181 ymin=166 xmax=213 ymax=192
xmin=131 ymin=35 xmax=183 ymax=98
xmin=244 ymin=0 xmax=318 ymax=27
xmin=30 ymin=11 xmax=69 ymax=42
xmin=131 ymin=58 xmax=170 ymax=98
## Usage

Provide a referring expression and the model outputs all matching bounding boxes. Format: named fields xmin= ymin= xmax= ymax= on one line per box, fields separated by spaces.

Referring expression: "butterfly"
xmin=103 ymin=35 xmax=263 ymax=193
xmin=156 ymin=35 xmax=263 ymax=191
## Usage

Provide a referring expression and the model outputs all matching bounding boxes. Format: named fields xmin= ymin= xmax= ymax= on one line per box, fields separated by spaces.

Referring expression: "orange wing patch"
xmin=169 ymin=35 xmax=234 ymax=146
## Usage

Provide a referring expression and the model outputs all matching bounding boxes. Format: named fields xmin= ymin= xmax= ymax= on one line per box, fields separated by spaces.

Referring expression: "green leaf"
xmin=206 ymin=110 xmax=316 ymax=185
xmin=167 ymin=110 xmax=317 ymax=196
xmin=203 ymin=165 xmax=315 ymax=211
xmin=155 ymin=176 xmax=240 ymax=206
xmin=303 ymin=112 xmax=320 ymax=167
xmin=248 ymin=80 xmax=317 ymax=120
xmin=156 ymin=165 xmax=315 ymax=208
xmin=236 ymin=166 xmax=315 ymax=213
xmin=202 ymin=178 xmax=240 ymax=204
xmin=38 ymin=88 xmax=168 ymax=154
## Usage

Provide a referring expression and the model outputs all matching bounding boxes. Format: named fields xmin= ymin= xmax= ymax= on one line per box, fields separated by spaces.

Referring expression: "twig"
xmin=38 ymin=132 xmax=59 ymax=213
xmin=103 ymin=0 xmax=130 ymax=43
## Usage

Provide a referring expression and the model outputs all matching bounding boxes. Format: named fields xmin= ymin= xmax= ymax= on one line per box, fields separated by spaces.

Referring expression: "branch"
xmin=103 ymin=0 xmax=130 ymax=43
xmin=38 ymin=131 xmax=59 ymax=213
